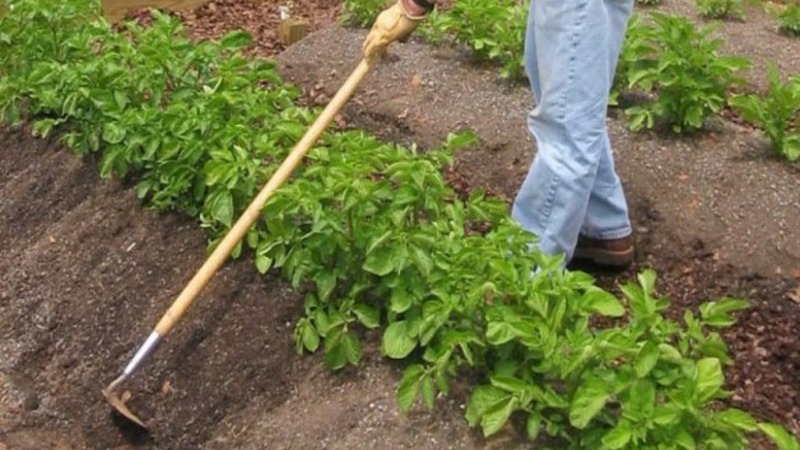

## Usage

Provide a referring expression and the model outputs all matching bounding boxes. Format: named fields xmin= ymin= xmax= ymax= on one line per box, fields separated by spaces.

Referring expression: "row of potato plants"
xmin=1 ymin=1 xmax=799 ymax=448
xmin=642 ymin=0 xmax=744 ymax=22
xmin=342 ymin=1 xmax=800 ymax=161
xmin=618 ymin=13 xmax=800 ymax=161
xmin=637 ymin=0 xmax=800 ymax=35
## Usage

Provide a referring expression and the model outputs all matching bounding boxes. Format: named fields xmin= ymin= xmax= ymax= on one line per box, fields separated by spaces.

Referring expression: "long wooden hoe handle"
xmin=155 ymin=58 xmax=371 ymax=336
xmin=106 ymin=59 xmax=374 ymax=404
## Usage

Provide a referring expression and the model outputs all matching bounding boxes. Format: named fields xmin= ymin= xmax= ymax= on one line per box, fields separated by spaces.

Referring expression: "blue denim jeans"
xmin=512 ymin=0 xmax=634 ymax=265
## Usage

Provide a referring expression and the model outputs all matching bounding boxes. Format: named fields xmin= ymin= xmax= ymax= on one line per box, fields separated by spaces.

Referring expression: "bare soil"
xmin=1 ymin=1 xmax=799 ymax=449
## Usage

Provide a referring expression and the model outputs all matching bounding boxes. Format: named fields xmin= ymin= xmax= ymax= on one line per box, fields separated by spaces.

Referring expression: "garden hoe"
xmin=102 ymin=57 xmax=374 ymax=429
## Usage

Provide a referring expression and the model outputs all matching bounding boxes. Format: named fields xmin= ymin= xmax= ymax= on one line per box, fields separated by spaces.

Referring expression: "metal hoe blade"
xmin=102 ymin=331 xmax=162 ymax=429
xmin=102 ymin=374 xmax=148 ymax=429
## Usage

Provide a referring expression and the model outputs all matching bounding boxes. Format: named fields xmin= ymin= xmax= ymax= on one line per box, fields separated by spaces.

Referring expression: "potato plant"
xmin=696 ymin=0 xmax=745 ymax=20
xmin=342 ymin=0 xmax=529 ymax=80
xmin=623 ymin=13 xmax=751 ymax=133
xmin=779 ymin=2 xmax=800 ymax=36
xmin=730 ymin=65 xmax=800 ymax=161
xmin=1 ymin=1 xmax=798 ymax=448
xmin=611 ymin=14 xmax=656 ymax=107
xmin=339 ymin=0 xmax=393 ymax=27
xmin=426 ymin=0 xmax=529 ymax=79
xmin=0 ymin=0 xmax=113 ymax=125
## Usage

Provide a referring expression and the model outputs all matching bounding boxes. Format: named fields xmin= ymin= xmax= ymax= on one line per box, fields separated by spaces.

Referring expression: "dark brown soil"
xmin=0 ymin=125 xmax=304 ymax=449
xmin=1 ymin=0 xmax=799 ymax=449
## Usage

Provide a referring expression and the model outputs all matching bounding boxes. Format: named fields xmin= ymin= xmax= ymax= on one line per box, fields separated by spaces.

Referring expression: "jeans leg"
xmin=523 ymin=0 xmax=541 ymax=103
xmin=581 ymin=0 xmax=635 ymax=240
xmin=580 ymin=133 xmax=632 ymax=240
xmin=512 ymin=0 xmax=618 ymax=263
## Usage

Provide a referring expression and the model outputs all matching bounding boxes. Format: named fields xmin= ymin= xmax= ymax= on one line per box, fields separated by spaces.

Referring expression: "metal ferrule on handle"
xmin=105 ymin=331 xmax=162 ymax=394
xmin=124 ymin=331 xmax=162 ymax=375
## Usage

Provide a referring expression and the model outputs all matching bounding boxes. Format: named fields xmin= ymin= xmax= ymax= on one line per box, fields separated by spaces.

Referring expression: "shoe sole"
xmin=573 ymin=246 xmax=634 ymax=268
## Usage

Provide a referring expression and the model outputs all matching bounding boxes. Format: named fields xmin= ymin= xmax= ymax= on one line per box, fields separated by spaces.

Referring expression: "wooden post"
xmin=279 ymin=18 xmax=308 ymax=46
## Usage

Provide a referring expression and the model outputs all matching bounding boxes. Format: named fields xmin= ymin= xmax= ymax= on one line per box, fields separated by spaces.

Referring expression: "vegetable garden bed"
xmin=1 ymin=0 xmax=798 ymax=449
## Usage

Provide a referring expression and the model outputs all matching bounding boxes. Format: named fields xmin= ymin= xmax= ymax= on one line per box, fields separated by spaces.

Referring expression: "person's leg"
xmin=523 ymin=1 xmax=541 ymax=104
xmin=512 ymin=0 xmax=616 ymax=264
xmin=579 ymin=0 xmax=634 ymax=243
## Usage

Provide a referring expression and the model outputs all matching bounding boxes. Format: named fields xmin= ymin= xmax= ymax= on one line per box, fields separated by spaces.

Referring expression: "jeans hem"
xmin=582 ymin=226 xmax=632 ymax=240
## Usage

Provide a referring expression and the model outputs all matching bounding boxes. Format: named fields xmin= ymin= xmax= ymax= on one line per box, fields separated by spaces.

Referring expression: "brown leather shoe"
xmin=573 ymin=234 xmax=634 ymax=268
